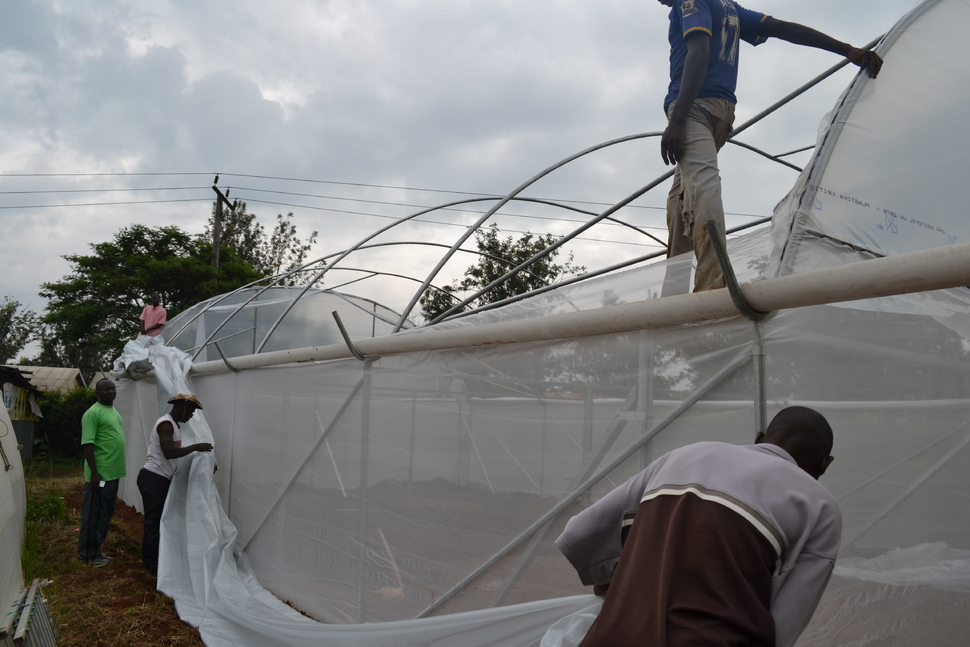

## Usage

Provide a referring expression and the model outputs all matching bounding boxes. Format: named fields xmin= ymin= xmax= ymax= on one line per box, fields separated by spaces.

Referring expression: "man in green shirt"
xmin=78 ymin=379 xmax=126 ymax=566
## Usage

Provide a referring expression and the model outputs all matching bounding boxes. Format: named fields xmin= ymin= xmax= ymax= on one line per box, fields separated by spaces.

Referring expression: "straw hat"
xmin=167 ymin=393 xmax=203 ymax=410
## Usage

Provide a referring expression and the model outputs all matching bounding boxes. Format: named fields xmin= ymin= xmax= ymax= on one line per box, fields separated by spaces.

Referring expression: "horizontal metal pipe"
xmin=189 ymin=241 xmax=970 ymax=375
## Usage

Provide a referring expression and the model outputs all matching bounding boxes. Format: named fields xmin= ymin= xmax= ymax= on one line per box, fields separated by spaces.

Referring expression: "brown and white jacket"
xmin=555 ymin=441 xmax=842 ymax=647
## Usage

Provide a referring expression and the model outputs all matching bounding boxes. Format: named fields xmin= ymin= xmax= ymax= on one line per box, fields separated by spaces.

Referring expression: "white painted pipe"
xmin=190 ymin=241 xmax=970 ymax=376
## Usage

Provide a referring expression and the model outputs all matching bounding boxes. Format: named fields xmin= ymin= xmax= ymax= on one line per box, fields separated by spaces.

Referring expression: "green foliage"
xmin=0 ymin=296 xmax=39 ymax=363
xmin=32 ymin=387 xmax=98 ymax=460
xmin=26 ymin=487 xmax=68 ymax=525
xmin=22 ymin=481 xmax=68 ymax=581
xmin=201 ymin=201 xmax=319 ymax=284
xmin=420 ymin=225 xmax=585 ymax=322
xmin=37 ymin=224 xmax=263 ymax=378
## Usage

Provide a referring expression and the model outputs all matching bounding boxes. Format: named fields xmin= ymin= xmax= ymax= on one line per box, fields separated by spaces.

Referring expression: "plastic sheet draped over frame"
xmin=771 ymin=0 xmax=970 ymax=276
xmin=161 ymin=287 xmax=410 ymax=363
xmin=119 ymin=340 xmax=600 ymax=646
xmin=116 ymin=282 xmax=970 ymax=645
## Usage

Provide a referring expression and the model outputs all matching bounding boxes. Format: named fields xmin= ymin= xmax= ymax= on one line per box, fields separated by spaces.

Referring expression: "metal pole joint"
xmin=333 ymin=311 xmax=379 ymax=362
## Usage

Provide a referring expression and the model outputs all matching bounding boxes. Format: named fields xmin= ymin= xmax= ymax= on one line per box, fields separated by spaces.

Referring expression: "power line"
xmin=0 ymin=170 xmax=668 ymax=212
xmin=0 ymin=172 xmax=212 ymax=177
xmin=0 ymin=180 xmax=768 ymax=221
xmin=0 ymin=198 xmax=212 ymax=210
xmin=227 ymin=186 xmax=662 ymax=230
xmin=0 ymin=186 xmax=210 ymax=195
xmin=0 ymin=169 xmax=777 ymax=221
xmin=0 ymin=188 xmax=768 ymax=246
xmin=239 ymin=197 xmax=667 ymax=248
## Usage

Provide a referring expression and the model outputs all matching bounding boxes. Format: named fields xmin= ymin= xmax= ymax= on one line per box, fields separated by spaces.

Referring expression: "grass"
xmin=20 ymin=459 xmax=204 ymax=647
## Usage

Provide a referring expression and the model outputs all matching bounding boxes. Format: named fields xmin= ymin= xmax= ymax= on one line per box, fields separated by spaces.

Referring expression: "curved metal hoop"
xmin=172 ymin=48 xmax=865 ymax=352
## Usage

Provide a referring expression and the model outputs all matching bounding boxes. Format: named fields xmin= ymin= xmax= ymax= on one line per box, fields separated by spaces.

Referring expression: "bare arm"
xmin=82 ymin=444 xmax=101 ymax=485
xmin=761 ymin=17 xmax=883 ymax=78
xmin=158 ymin=421 xmax=213 ymax=459
xmin=661 ymin=31 xmax=710 ymax=166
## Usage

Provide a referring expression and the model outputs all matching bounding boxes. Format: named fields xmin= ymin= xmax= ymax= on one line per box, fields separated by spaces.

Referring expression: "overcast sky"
xmin=0 ymin=0 xmax=918 ymax=350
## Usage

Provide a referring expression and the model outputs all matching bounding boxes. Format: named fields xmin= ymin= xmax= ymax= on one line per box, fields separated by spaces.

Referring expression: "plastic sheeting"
xmin=0 ymin=400 xmax=25 ymax=614
xmin=771 ymin=0 xmax=970 ymax=275
xmin=116 ymin=339 xmax=599 ymax=646
xmin=162 ymin=287 xmax=414 ymax=363
xmin=116 ymin=260 xmax=970 ymax=645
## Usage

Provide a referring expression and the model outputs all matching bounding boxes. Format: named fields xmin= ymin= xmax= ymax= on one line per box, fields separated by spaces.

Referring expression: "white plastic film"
xmin=116 ymin=265 xmax=970 ymax=645
xmin=0 ymin=402 xmax=25 ymax=614
xmin=772 ymin=0 xmax=970 ymax=275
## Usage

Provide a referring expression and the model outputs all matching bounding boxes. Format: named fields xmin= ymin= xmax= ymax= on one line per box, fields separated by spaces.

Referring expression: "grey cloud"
xmin=0 ymin=0 xmax=923 ymax=340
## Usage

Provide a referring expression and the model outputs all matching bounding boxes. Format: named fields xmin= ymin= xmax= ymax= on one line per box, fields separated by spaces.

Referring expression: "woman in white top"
xmin=136 ymin=393 xmax=213 ymax=576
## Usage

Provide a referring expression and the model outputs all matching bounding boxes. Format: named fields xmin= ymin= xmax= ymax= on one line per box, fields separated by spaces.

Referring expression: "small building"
xmin=7 ymin=366 xmax=84 ymax=393
xmin=0 ymin=365 xmax=42 ymax=462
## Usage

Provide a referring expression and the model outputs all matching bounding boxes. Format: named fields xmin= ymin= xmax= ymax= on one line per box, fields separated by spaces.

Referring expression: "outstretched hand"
xmin=847 ymin=48 xmax=883 ymax=78
xmin=661 ymin=121 xmax=687 ymax=166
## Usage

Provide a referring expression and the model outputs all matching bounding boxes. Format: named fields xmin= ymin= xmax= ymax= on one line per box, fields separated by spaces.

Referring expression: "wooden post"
xmin=213 ymin=194 xmax=223 ymax=283
xmin=211 ymin=179 xmax=233 ymax=286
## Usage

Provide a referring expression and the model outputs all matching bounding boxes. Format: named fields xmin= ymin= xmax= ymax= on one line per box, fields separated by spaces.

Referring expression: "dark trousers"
xmin=137 ymin=468 xmax=172 ymax=576
xmin=77 ymin=478 xmax=119 ymax=560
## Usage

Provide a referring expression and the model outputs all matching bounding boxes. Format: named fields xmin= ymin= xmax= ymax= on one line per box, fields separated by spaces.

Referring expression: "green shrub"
xmin=34 ymin=387 xmax=97 ymax=460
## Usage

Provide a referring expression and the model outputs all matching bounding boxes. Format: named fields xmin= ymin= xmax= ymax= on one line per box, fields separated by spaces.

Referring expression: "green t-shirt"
xmin=81 ymin=403 xmax=127 ymax=482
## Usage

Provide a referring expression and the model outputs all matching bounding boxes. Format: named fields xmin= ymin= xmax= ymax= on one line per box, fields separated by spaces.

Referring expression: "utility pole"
xmin=211 ymin=175 xmax=236 ymax=285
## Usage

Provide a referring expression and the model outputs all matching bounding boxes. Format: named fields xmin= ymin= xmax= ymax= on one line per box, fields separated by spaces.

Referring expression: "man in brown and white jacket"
xmin=556 ymin=406 xmax=841 ymax=647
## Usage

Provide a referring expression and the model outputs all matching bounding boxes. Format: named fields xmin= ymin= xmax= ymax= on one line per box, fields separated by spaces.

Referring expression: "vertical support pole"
xmin=457 ymin=400 xmax=472 ymax=486
xmin=372 ymin=302 xmax=377 ymax=338
xmin=539 ymin=402 xmax=547 ymax=496
xmin=752 ymin=321 xmax=767 ymax=438
xmin=407 ymin=392 xmax=417 ymax=506
xmin=454 ymin=400 xmax=463 ymax=484
xmin=638 ymin=330 xmax=656 ymax=470
xmin=226 ymin=371 xmax=239 ymax=518
xmin=582 ymin=388 xmax=594 ymax=506
xmin=355 ymin=358 xmax=374 ymax=623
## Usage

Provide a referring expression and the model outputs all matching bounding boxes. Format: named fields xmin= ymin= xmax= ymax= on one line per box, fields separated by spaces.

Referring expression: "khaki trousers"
xmin=663 ymin=97 xmax=735 ymax=294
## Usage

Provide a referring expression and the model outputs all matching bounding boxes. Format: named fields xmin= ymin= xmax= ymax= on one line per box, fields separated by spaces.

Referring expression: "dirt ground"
xmin=27 ymin=469 xmax=203 ymax=647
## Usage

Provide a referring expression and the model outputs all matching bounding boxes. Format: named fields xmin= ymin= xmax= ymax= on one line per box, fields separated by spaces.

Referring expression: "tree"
xmin=420 ymin=225 xmax=585 ymax=322
xmin=0 ymin=297 xmax=38 ymax=363
xmin=38 ymin=224 xmax=262 ymax=378
xmin=200 ymin=201 xmax=319 ymax=285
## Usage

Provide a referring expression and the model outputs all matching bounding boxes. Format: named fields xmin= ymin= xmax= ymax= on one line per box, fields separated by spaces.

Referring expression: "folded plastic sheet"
xmin=539 ymin=599 xmax=602 ymax=647
xmin=834 ymin=542 xmax=970 ymax=592
xmin=126 ymin=341 xmax=596 ymax=646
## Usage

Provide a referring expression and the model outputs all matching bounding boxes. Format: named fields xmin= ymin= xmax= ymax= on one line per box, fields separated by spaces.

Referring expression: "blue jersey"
xmin=664 ymin=0 xmax=769 ymax=113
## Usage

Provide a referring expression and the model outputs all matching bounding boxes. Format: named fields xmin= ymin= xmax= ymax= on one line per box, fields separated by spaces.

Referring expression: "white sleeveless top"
xmin=142 ymin=414 xmax=182 ymax=479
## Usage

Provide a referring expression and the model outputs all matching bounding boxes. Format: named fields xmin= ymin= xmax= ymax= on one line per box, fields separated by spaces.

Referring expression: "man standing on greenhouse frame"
xmin=656 ymin=0 xmax=882 ymax=293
